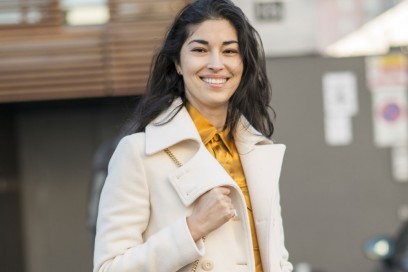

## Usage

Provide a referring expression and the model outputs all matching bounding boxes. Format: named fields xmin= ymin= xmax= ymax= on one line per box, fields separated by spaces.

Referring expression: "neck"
xmin=192 ymin=104 xmax=228 ymax=131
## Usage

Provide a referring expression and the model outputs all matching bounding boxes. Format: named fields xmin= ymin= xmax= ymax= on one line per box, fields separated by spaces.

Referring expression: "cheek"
xmin=178 ymin=48 xmax=191 ymax=73
xmin=231 ymin=61 xmax=244 ymax=77
xmin=180 ymin=60 xmax=199 ymax=76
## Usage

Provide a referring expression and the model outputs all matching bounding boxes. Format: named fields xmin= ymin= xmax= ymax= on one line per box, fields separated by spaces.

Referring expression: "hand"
xmin=187 ymin=187 xmax=236 ymax=241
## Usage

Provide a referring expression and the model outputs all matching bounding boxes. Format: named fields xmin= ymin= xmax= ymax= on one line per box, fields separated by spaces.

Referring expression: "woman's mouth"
xmin=201 ymin=77 xmax=228 ymax=86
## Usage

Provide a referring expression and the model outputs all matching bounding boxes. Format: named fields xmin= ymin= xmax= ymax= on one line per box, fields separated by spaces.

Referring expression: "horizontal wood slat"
xmin=108 ymin=0 xmax=186 ymax=22
xmin=0 ymin=0 xmax=188 ymax=103
xmin=0 ymin=25 xmax=107 ymax=102
xmin=0 ymin=0 xmax=55 ymax=5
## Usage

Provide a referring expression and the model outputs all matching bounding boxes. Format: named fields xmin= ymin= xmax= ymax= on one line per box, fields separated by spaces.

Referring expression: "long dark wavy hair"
xmin=126 ymin=0 xmax=275 ymax=139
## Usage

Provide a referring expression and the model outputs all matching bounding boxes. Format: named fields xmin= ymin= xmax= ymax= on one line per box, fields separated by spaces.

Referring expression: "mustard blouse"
xmin=186 ymin=103 xmax=263 ymax=272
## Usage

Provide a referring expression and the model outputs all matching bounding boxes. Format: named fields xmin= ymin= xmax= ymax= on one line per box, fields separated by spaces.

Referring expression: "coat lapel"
xmin=234 ymin=117 xmax=286 ymax=219
xmin=235 ymin=119 xmax=286 ymax=272
xmin=237 ymin=143 xmax=286 ymax=221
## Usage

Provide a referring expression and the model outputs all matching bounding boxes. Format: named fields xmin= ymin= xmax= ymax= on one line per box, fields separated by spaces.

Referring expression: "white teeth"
xmin=203 ymin=78 xmax=227 ymax=84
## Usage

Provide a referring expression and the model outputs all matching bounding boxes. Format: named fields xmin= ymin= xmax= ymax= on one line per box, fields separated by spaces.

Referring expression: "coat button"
xmin=201 ymin=259 xmax=214 ymax=271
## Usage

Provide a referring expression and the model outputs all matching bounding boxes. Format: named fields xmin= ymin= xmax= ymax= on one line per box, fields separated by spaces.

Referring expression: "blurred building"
xmin=0 ymin=1 xmax=407 ymax=272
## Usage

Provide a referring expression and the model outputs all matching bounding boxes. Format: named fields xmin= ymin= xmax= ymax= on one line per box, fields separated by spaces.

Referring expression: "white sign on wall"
xmin=324 ymin=116 xmax=353 ymax=146
xmin=366 ymin=53 xmax=408 ymax=182
xmin=322 ymin=71 xmax=358 ymax=116
xmin=372 ymin=87 xmax=408 ymax=147
xmin=322 ymin=71 xmax=358 ymax=146
xmin=392 ymin=146 xmax=408 ymax=182
xmin=366 ymin=53 xmax=408 ymax=90
xmin=254 ymin=0 xmax=284 ymax=21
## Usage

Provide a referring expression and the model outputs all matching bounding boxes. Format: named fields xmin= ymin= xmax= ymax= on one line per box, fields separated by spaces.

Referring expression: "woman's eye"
xmin=224 ymin=49 xmax=239 ymax=54
xmin=192 ymin=48 xmax=206 ymax=53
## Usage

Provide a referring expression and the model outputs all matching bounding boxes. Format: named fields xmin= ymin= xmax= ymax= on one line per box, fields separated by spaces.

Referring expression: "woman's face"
xmin=176 ymin=19 xmax=243 ymax=114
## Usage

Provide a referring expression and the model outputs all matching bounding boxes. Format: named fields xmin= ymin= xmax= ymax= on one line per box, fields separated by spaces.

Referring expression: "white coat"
xmin=94 ymin=98 xmax=293 ymax=272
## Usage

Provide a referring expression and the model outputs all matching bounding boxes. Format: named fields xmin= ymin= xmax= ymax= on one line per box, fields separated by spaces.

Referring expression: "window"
xmin=0 ymin=0 xmax=60 ymax=26
xmin=61 ymin=0 xmax=110 ymax=26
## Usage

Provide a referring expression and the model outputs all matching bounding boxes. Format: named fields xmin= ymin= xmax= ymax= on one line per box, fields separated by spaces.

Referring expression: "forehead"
xmin=185 ymin=19 xmax=238 ymax=42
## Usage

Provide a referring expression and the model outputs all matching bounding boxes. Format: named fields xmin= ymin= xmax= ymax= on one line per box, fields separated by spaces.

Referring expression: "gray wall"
xmin=3 ymin=55 xmax=407 ymax=272
xmin=0 ymin=110 xmax=25 ymax=272
xmin=268 ymin=56 xmax=408 ymax=271
xmin=15 ymin=99 xmax=132 ymax=272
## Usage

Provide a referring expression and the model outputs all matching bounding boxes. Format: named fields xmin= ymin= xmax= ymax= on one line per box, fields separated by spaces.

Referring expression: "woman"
xmin=94 ymin=0 xmax=292 ymax=271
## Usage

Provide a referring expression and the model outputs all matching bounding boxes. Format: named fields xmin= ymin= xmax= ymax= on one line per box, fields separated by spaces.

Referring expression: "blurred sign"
xmin=254 ymin=0 xmax=284 ymax=21
xmin=322 ymin=71 xmax=358 ymax=146
xmin=366 ymin=53 xmax=408 ymax=182
xmin=392 ymin=146 xmax=408 ymax=182
xmin=372 ymin=87 xmax=407 ymax=147
xmin=366 ymin=54 xmax=408 ymax=148
xmin=323 ymin=71 xmax=358 ymax=116
xmin=324 ymin=116 xmax=353 ymax=146
xmin=366 ymin=53 xmax=408 ymax=90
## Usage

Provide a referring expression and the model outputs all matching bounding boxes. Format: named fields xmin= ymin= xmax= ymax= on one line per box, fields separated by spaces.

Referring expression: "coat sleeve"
xmin=93 ymin=136 xmax=205 ymax=272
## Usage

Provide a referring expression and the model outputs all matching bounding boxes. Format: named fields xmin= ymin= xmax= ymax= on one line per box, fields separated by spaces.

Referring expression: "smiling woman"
xmin=93 ymin=1 xmax=293 ymax=272
xmin=176 ymin=19 xmax=244 ymax=130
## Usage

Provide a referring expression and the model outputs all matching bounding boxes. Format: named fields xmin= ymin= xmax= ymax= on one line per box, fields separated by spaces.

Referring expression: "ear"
xmin=174 ymin=62 xmax=182 ymax=75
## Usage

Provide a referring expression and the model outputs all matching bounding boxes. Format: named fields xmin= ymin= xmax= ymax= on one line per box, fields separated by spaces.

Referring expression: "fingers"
xmin=230 ymin=208 xmax=238 ymax=219
xmin=188 ymin=186 xmax=237 ymax=240
xmin=212 ymin=186 xmax=231 ymax=196
xmin=210 ymin=187 xmax=237 ymax=221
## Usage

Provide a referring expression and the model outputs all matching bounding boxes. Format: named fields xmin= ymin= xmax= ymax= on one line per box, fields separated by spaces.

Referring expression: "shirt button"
xmin=201 ymin=259 xmax=214 ymax=271
xmin=213 ymin=134 xmax=220 ymax=141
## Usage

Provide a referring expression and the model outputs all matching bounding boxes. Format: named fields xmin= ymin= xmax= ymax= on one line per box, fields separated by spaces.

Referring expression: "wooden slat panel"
xmin=0 ymin=0 xmax=55 ymax=6
xmin=0 ymin=63 xmax=104 ymax=73
xmin=108 ymin=0 xmax=186 ymax=22
xmin=0 ymin=85 xmax=107 ymax=103
xmin=0 ymin=0 xmax=190 ymax=103
xmin=0 ymin=25 xmax=107 ymax=102
xmin=0 ymin=26 xmax=100 ymax=39
xmin=0 ymin=69 xmax=105 ymax=81
xmin=104 ymin=9 xmax=175 ymax=96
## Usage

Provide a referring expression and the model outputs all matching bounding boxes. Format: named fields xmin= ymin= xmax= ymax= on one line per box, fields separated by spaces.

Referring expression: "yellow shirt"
xmin=186 ymin=103 xmax=263 ymax=272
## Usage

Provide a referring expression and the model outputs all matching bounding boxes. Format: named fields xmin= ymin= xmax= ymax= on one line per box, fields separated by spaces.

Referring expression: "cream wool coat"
xmin=94 ymin=99 xmax=293 ymax=272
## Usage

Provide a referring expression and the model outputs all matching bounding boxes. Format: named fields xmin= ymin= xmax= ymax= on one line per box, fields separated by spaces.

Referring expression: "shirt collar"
xmin=186 ymin=103 xmax=234 ymax=155
xmin=144 ymin=97 xmax=272 ymax=156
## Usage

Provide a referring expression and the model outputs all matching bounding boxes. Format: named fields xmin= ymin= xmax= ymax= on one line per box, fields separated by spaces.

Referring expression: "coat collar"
xmin=145 ymin=98 xmax=272 ymax=155
xmin=145 ymin=98 xmax=200 ymax=155
xmin=234 ymin=114 xmax=273 ymax=155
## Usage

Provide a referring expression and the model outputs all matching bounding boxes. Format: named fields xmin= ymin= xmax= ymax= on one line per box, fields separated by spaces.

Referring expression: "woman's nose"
xmin=207 ymin=52 xmax=224 ymax=72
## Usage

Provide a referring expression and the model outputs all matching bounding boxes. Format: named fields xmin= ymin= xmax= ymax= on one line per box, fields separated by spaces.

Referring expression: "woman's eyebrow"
xmin=223 ymin=40 xmax=239 ymax=45
xmin=188 ymin=39 xmax=208 ymax=45
xmin=187 ymin=39 xmax=239 ymax=45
